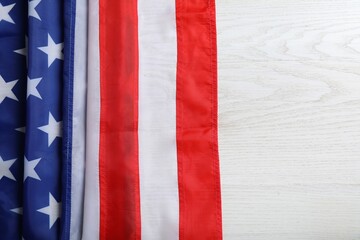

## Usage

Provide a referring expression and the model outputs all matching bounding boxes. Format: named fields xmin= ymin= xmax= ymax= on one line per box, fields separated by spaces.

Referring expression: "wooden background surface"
xmin=217 ymin=1 xmax=360 ymax=239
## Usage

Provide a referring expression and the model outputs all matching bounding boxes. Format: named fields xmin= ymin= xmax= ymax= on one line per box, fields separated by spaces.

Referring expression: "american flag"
xmin=0 ymin=0 xmax=222 ymax=239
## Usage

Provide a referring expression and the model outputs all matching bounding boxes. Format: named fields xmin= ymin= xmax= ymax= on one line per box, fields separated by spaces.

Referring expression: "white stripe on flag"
xmin=82 ymin=0 xmax=100 ymax=238
xmin=138 ymin=1 xmax=179 ymax=239
xmin=70 ymin=0 xmax=87 ymax=238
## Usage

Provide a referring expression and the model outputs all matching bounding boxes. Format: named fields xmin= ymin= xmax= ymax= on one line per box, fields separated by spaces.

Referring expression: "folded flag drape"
xmin=0 ymin=0 xmax=26 ymax=238
xmin=24 ymin=0 xmax=63 ymax=239
xmin=0 ymin=0 xmax=222 ymax=239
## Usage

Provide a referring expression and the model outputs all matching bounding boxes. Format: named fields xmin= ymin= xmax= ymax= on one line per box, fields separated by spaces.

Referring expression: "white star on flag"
xmin=27 ymin=77 xmax=42 ymax=99
xmin=29 ymin=0 xmax=41 ymax=20
xmin=0 ymin=3 xmax=15 ymax=24
xmin=10 ymin=207 xmax=23 ymax=215
xmin=0 ymin=75 xmax=18 ymax=104
xmin=0 ymin=156 xmax=16 ymax=181
xmin=14 ymin=37 xmax=27 ymax=56
xmin=15 ymin=126 xmax=26 ymax=133
xmin=37 ymin=193 xmax=61 ymax=229
xmin=38 ymin=34 xmax=64 ymax=67
xmin=14 ymin=37 xmax=28 ymax=66
xmin=38 ymin=112 xmax=62 ymax=147
xmin=24 ymin=156 xmax=41 ymax=181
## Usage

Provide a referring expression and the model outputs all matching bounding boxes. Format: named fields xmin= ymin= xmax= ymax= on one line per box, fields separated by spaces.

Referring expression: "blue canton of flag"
xmin=0 ymin=0 xmax=27 ymax=239
xmin=23 ymin=0 xmax=63 ymax=239
xmin=0 ymin=0 xmax=63 ymax=239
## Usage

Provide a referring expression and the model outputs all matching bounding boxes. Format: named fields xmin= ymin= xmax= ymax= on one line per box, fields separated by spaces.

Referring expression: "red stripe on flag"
xmin=99 ymin=0 xmax=141 ymax=239
xmin=176 ymin=0 xmax=223 ymax=239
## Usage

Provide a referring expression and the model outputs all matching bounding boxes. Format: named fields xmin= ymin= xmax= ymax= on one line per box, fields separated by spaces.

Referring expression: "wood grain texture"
xmin=217 ymin=1 xmax=360 ymax=239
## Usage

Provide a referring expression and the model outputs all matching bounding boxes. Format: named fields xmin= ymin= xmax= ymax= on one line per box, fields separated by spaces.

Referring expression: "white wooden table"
xmin=217 ymin=1 xmax=360 ymax=239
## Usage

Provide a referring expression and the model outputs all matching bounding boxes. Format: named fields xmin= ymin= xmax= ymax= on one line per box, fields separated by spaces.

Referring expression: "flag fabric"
xmin=61 ymin=0 xmax=86 ymax=239
xmin=23 ymin=0 xmax=63 ymax=239
xmin=0 ymin=0 xmax=26 ymax=238
xmin=0 ymin=0 xmax=222 ymax=239
xmin=81 ymin=0 xmax=222 ymax=239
